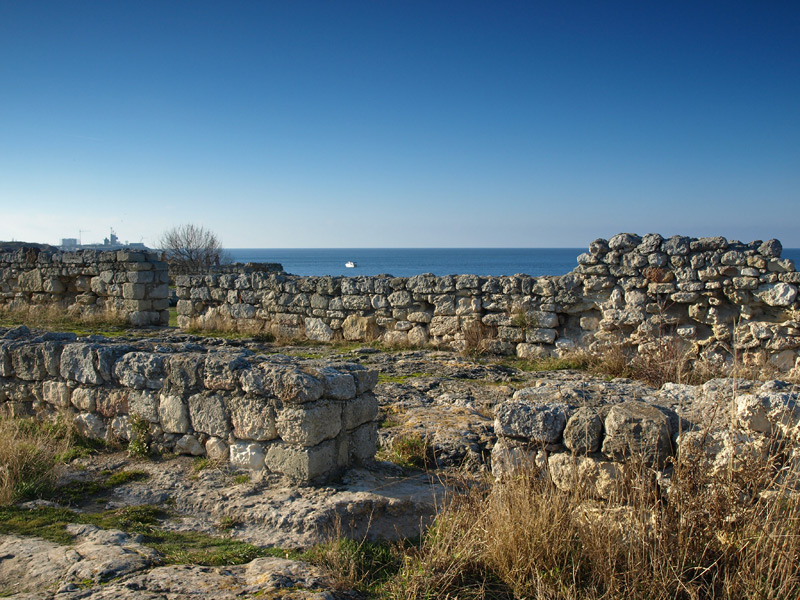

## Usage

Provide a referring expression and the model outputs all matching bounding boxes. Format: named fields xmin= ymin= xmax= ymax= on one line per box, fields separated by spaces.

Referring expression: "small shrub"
xmin=127 ymin=414 xmax=152 ymax=458
xmin=379 ymin=433 xmax=433 ymax=470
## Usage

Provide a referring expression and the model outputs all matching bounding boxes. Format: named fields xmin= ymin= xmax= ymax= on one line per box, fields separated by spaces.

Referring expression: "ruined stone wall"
xmin=176 ymin=234 xmax=800 ymax=375
xmin=0 ymin=247 xmax=170 ymax=326
xmin=0 ymin=327 xmax=378 ymax=482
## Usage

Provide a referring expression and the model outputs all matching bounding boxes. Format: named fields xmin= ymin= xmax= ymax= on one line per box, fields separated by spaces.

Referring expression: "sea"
xmin=228 ymin=248 xmax=800 ymax=278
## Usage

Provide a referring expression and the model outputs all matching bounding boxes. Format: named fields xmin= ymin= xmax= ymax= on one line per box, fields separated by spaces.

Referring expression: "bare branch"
xmin=159 ymin=224 xmax=227 ymax=274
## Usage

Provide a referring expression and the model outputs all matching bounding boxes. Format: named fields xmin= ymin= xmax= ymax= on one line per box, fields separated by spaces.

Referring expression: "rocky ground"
xmin=2 ymin=337 xmax=789 ymax=599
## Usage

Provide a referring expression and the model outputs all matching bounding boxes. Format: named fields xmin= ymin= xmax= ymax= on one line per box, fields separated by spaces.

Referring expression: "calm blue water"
xmin=227 ymin=248 xmax=800 ymax=278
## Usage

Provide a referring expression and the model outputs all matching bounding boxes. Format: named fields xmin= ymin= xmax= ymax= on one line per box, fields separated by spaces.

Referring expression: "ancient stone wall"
xmin=176 ymin=234 xmax=800 ymax=375
xmin=0 ymin=247 xmax=170 ymax=326
xmin=0 ymin=327 xmax=378 ymax=482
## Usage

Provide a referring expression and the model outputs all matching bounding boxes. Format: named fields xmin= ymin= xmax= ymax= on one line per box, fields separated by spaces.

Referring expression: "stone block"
xmin=60 ymin=344 xmax=103 ymax=385
xmin=265 ymin=439 xmax=336 ymax=481
xmin=74 ymin=412 xmax=107 ymax=440
xmin=188 ymin=392 xmax=231 ymax=438
xmin=175 ymin=434 xmax=205 ymax=456
xmin=159 ymin=394 xmax=190 ymax=434
xmin=343 ymin=392 xmax=378 ymax=430
xmin=122 ymin=283 xmax=145 ymax=300
xmin=563 ymin=407 xmax=602 ymax=454
xmin=602 ymin=403 xmax=672 ymax=467
xmin=129 ymin=389 xmax=159 ymax=422
xmin=276 ymin=400 xmax=342 ymax=447
xmin=305 ymin=317 xmax=334 ymax=342
xmin=114 ymin=352 xmax=166 ymax=390
xmin=348 ymin=421 xmax=378 ymax=463
xmin=42 ymin=380 xmax=71 ymax=408
xmin=204 ymin=353 xmax=249 ymax=391
xmin=96 ymin=389 xmax=128 ymax=418
xmin=494 ymin=399 xmax=569 ymax=444
xmin=230 ymin=395 xmax=278 ymax=441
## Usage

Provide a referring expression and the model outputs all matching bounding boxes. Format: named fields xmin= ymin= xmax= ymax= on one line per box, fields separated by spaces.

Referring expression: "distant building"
xmin=60 ymin=229 xmax=150 ymax=251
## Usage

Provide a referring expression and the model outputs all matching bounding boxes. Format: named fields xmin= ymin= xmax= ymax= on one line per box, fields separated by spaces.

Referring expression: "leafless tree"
xmin=159 ymin=224 xmax=228 ymax=274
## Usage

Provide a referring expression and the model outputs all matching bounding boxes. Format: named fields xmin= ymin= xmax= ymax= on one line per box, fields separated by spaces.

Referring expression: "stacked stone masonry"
xmin=176 ymin=234 xmax=800 ymax=376
xmin=0 ymin=247 xmax=170 ymax=326
xmin=0 ymin=327 xmax=379 ymax=483
xmin=491 ymin=378 xmax=800 ymax=498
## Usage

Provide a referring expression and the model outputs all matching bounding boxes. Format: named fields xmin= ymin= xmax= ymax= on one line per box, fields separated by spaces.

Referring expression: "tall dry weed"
xmin=0 ymin=416 xmax=71 ymax=505
xmin=385 ymin=435 xmax=800 ymax=599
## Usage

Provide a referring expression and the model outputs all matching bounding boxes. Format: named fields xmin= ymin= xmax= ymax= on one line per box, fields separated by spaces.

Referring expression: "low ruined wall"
xmin=176 ymin=234 xmax=800 ymax=375
xmin=491 ymin=379 xmax=800 ymax=498
xmin=0 ymin=247 xmax=170 ymax=326
xmin=0 ymin=327 xmax=379 ymax=482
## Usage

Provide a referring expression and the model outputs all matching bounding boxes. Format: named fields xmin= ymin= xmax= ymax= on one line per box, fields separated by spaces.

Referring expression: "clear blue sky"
xmin=1 ymin=1 xmax=798 ymax=248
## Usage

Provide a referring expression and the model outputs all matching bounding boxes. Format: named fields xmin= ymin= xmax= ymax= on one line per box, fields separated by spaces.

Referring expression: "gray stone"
xmin=114 ymin=352 xmax=166 ymax=390
xmin=563 ymin=407 xmax=602 ymax=454
xmin=494 ymin=399 xmax=569 ymax=444
xmin=313 ymin=366 xmax=356 ymax=400
xmin=204 ymin=352 xmax=249 ymax=391
xmin=175 ymin=434 xmax=205 ymax=456
xmin=165 ymin=353 xmax=205 ymax=392
xmin=158 ymin=394 xmax=190 ymax=434
xmin=265 ymin=439 xmax=336 ymax=481
xmin=128 ymin=389 xmax=160 ymax=422
xmin=206 ymin=436 xmax=228 ymax=461
xmin=41 ymin=380 xmax=71 ymax=408
xmin=230 ymin=395 xmax=278 ymax=441
xmin=342 ymin=392 xmax=378 ymax=430
xmin=602 ymin=402 xmax=672 ymax=467
xmin=276 ymin=401 xmax=342 ymax=447
xmin=305 ymin=317 xmax=335 ymax=342
xmin=60 ymin=344 xmax=103 ymax=385
xmin=490 ymin=437 xmax=547 ymax=478
xmin=756 ymin=282 xmax=797 ymax=307
xmin=73 ymin=412 xmax=107 ymax=440
xmin=188 ymin=392 xmax=231 ymax=438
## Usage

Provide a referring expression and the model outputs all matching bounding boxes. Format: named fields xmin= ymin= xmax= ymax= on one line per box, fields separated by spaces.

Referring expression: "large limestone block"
xmin=342 ymin=315 xmax=379 ymax=341
xmin=114 ymin=352 xmax=166 ymax=390
xmin=158 ymin=394 xmax=190 ymax=434
xmin=755 ymin=282 xmax=797 ymax=307
xmin=60 ymin=344 xmax=103 ymax=385
xmin=230 ymin=395 xmax=278 ymax=441
xmin=17 ymin=270 xmax=43 ymax=291
xmin=71 ymin=387 xmax=97 ymax=411
xmin=265 ymin=440 xmax=336 ymax=481
xmin=42 ymin=381 xmax=71 ymax=408
xmin=348 ymin=421 xmax=378 ymax=463
xmin=563 ymin=407 xmax=603 ymax=454
xmin=204 ymin=352 xmax=249 ymax=391
xmin=276 ymin=400 xmax=342 ymax=447
xmin=188 ymin=392 xmax=231 ymax=438
xmin=736 ymin=391 xmax=800 ymax=438
xmin=128 ymin=389 xmax=159 ymax=422
xmin=9 ymin=344 xmax=50 ymax=380
xmin=165 ymin=353 xmax=205 ymax=393
xmin=95 ymin=388 xmax=129 ymax=417
xmin=677 ymin=429 xmax=769 ymax=475
xmin=601 ymin=402 xmax=672 ymax=467
xmin=312 ymin=366 xmax=356 ymax=400
xmin=230 ymin=441 xmax=266 ymax=470
xmin=305 ymin=317 xmax=335 ymax=342
xmin=490 ymin=437 xmax=547 ymax=479
xmin=494 ymin=399 xmax=569 ymax=444
xmin=343 ymin=392 xmax=378 ymax=430
xmin=175 ymin=434 xmax=205 ymax=456
xmin=240 ymin=364 xmax=324 ymax=404
xmin=548 ymin=453 xmax=625 ymax=499
xmin=73 ymin=412 xmax=107 ymax=441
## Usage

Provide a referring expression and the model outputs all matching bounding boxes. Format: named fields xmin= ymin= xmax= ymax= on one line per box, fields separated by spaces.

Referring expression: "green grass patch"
xmin=48 ymin=470 xmax=149 ymax=505
xmin=168 ymin=306 xmax=178 ymax=328
xmin=303 ymin=537 xmax=403 ymax=595
xmin=502 ymin=355 xmax=593 ymax=373
xmin=377 ymin=372 xmax=435 ymax=384
xmin=378 ymin=433 xmax=433 ymax=470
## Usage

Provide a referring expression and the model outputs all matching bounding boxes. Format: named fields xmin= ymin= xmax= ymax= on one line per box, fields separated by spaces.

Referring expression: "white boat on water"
xmin=345 ymin=261 xmax=356 ymax=268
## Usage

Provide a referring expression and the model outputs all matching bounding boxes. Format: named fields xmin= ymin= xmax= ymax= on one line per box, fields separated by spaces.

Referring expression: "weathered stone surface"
xmin=206 ymin=436 xmax=229 ymax=461
xmin=312 ymin=366 xmax=356 ymax=400
xmin=188 ymin=392 xmax=231 ymax=438
xmin=60 ymin=344 xmax=103 ymax=384
xmin=42 ymin=380 xmax=71 ymax=407
xmin=204 ymin=352 xmax=249 ymax=391
xmin=114 ymin=352 xmax=166 ymax=389
xmin=128 ymin=389 xmax=159 ymax=422
xmin=165 ymin=353 xmax=205 ymax=392
xmin=563 ymin=407 xmax=603 ymax=454
xmin=265 ymin=439 xmax=336 ymax=481
xmin=736 ymin=391 xmax=800 ymax=437
xmin=305 ymin=317 xmax=335 ymax=342
xmin=602 ymin=402 xmax=672 ymax=466
xmin=230 ymin=395 xmax=278 ymax=441
xmin=73 ymin=412 xmax=107 ymax=440
xmin=342 ymin=314 xmax=379 ymax=341
xmin=276 ymin=401 xmax=342 ymax=447
xmin=348 ymin=421 xmax=378 ymax=463
xmin=230 ymin=441 xmax=267 ymax=469
xmin=158 ymin=394 xmax=190 ymax=434
xmin=494 ymin=399 xmax=569 ymax=444
xmin=755 ymin=282 xmax=797 ymax=307
xmin=548 ymin=453 xmax=625 ymax=499
xmin=343 ymin=392 xmax=378 ymax=430
xmin=490 ymin=437 xmax=547 ymax=478
xmin=241 ymin=364 xmax=324 ymax=404
xmin=175 ymin=434 xmax=206 ymax=456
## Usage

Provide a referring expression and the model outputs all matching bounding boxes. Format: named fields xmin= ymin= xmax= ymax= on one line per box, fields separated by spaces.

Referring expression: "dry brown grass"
xmin=183 ymin=312 xmax=276 ymax=341
xmin=0 ymin=416 xmax=71 ymax=505
xmin=0 ymin=304 xmax=128 ymax=333
xmin=383 ymin=438 xmax=800 ymax=599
